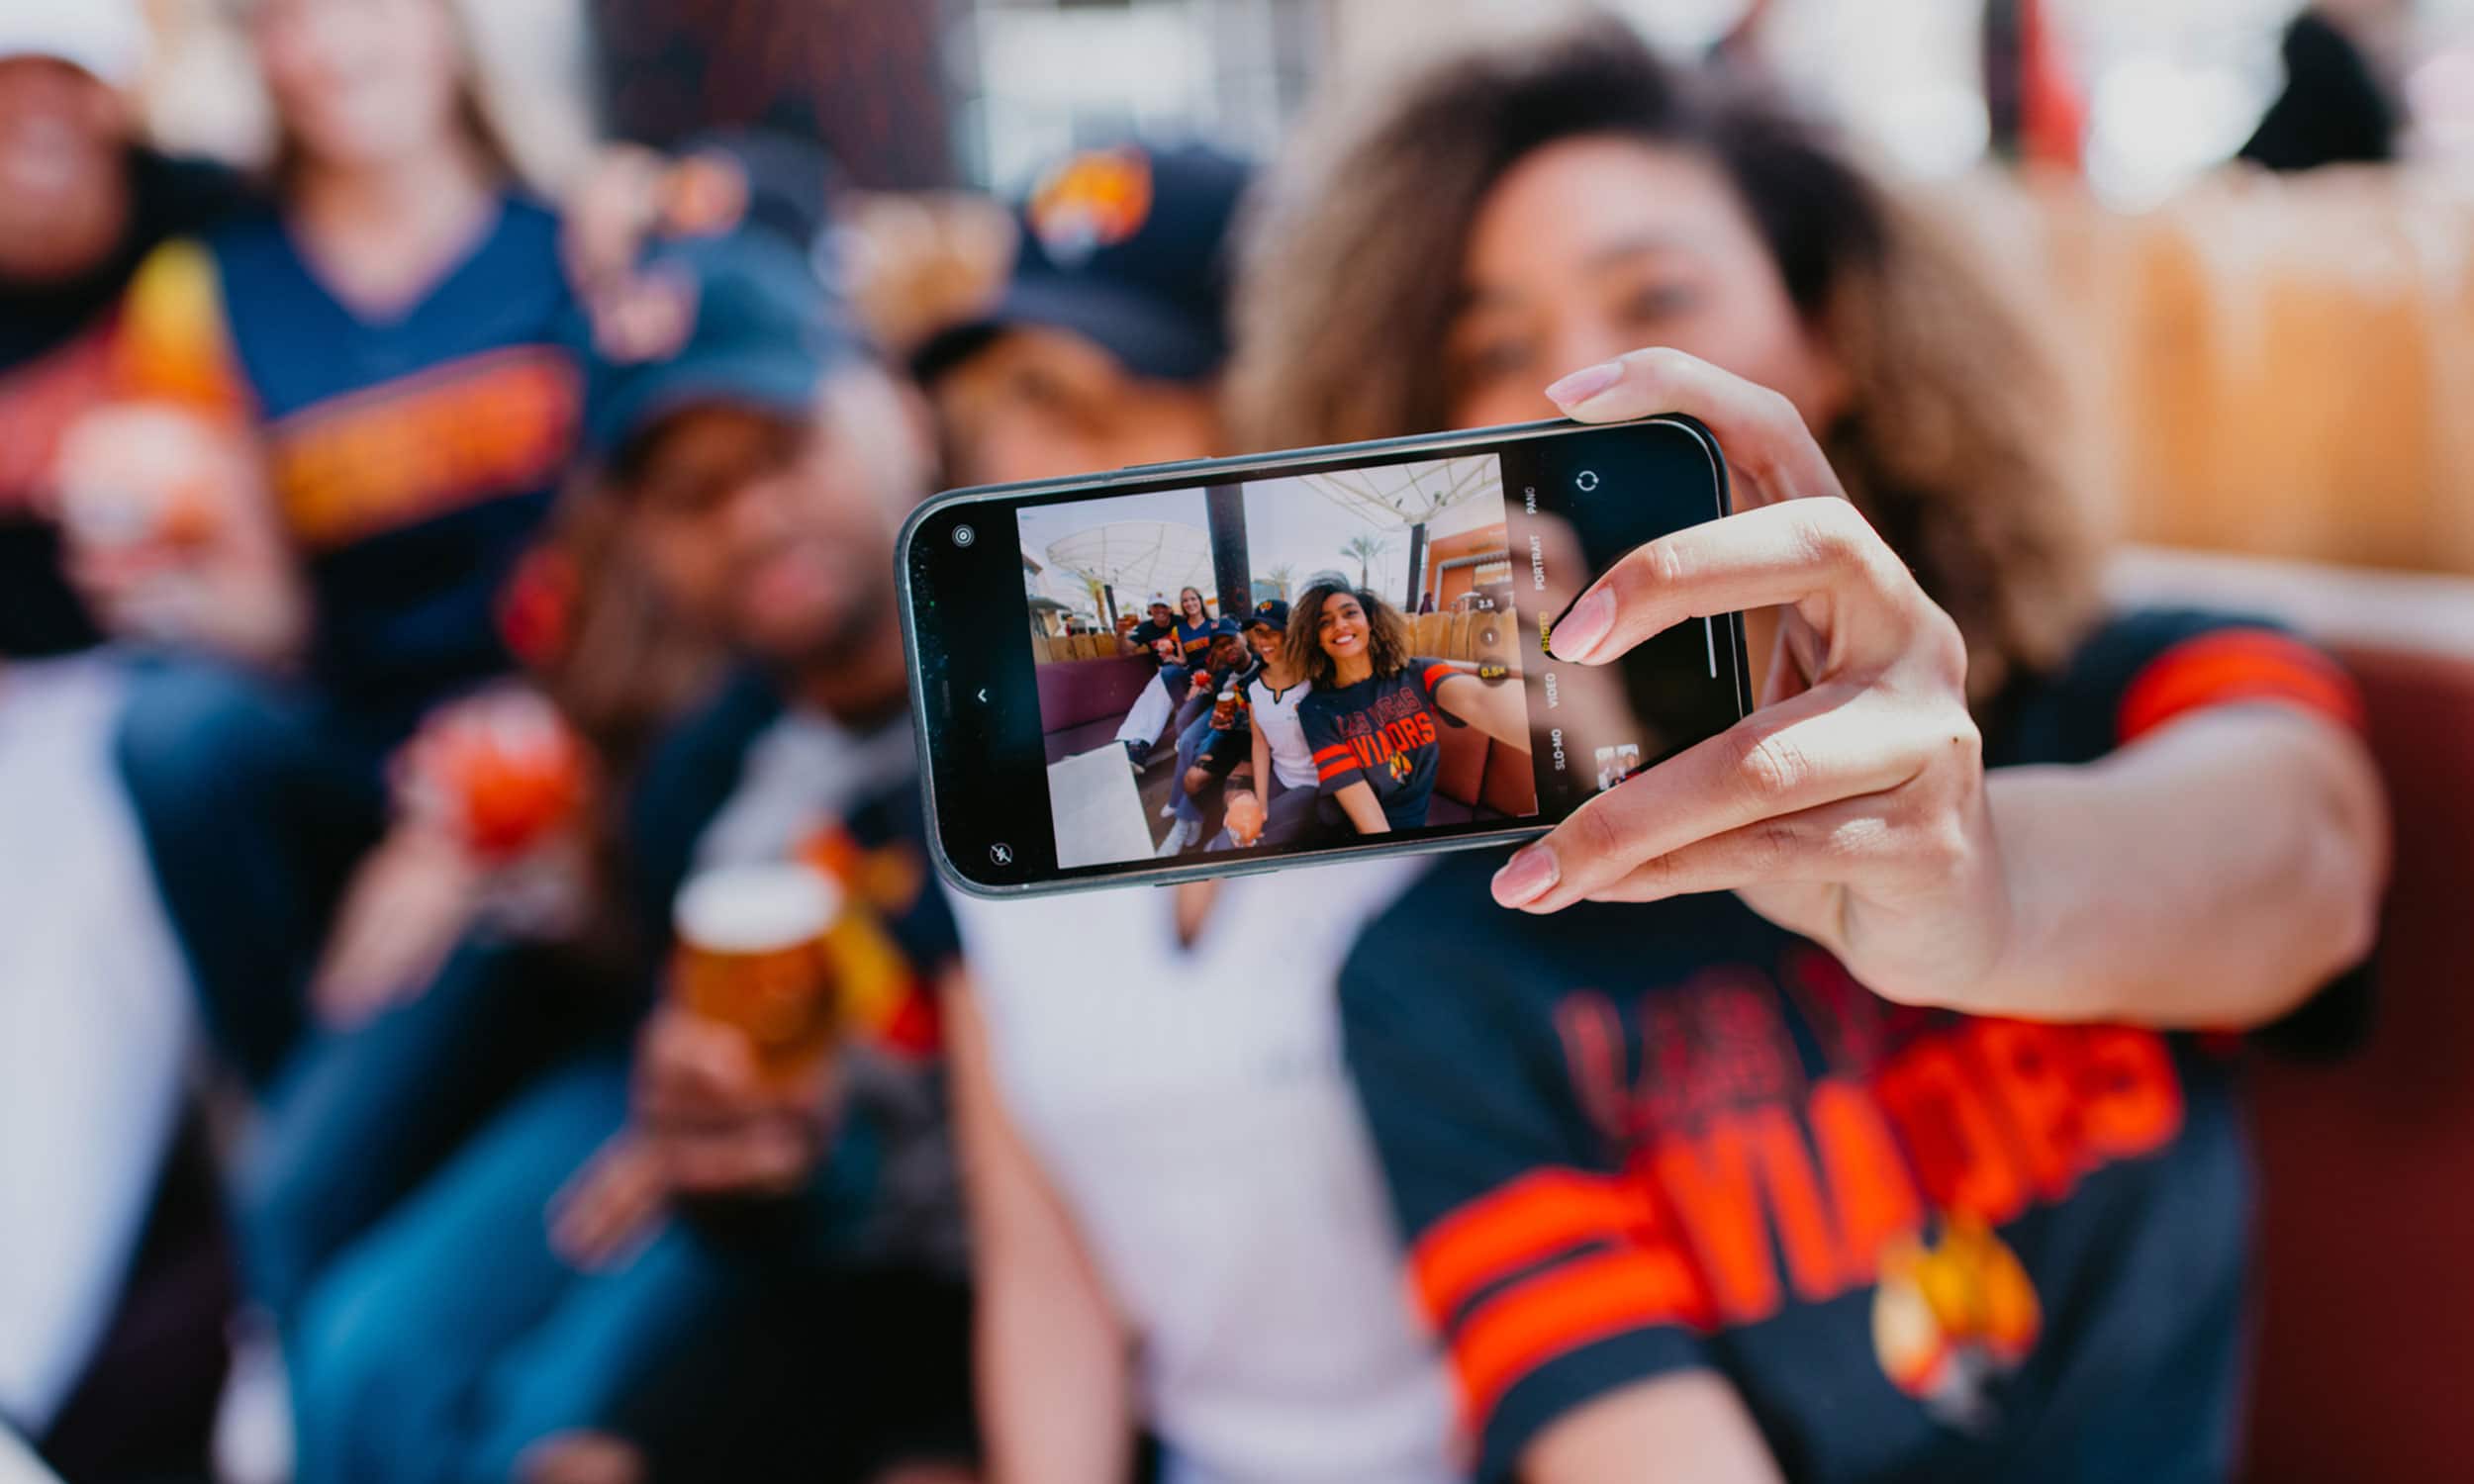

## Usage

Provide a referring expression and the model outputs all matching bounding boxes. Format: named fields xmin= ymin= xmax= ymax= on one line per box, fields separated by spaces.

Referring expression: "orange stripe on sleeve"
xmin=1449 ymin=1246 xmax=1704 ymax=1430
xmin=1318 ymin=759 xmax=1362 ymax=782
xmin=1409 ymin=1169 xmax=1644 ymax=1325
xmin=2116 ymin=630 xmax=2365 ymax=744
xmin=1312 ymin=743 xmax=1356 ymax=764
xmin=1423 ymin=663 xmax=1454 ymax=694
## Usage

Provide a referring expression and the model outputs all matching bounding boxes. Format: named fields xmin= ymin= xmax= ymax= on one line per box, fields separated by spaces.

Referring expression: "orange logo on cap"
xmin=1027 ymin=147 xmax=1153 ymax=265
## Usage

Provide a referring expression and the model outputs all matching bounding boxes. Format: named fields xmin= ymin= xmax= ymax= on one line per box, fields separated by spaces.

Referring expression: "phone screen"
xmin=903 ymin=417 xmax=1751 ymax=894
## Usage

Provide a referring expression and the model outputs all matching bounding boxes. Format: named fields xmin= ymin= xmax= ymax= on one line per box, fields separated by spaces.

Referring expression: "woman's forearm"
xmin=1978 ymin=708 xmax=2385 ymax=1028
xmin=946 ymin=975 xmax=1137 ymax=1484
xmin=1336 ymin=783 xmax=1390 ymax=835
xmin=1438 ymin=674 xmax=1531 ymax=753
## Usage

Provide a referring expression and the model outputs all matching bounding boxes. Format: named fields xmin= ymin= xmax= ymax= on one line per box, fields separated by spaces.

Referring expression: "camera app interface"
xmin=1016 ymin=455 xmax=1536 ymax=869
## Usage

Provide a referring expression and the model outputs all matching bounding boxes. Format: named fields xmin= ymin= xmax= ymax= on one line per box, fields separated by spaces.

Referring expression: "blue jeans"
xmin=114 ymin=659 xmax=392 ymax=1088
xmin=1168 ymin=713 xmax=1240 ymax=825
xmin=288 ymin=1054 xmax=964 ymax=1483
xmin=237 ymin=940 xmax=630 ymax=1322
xmin=288 ymin=1057 xmax=746 ymax=1484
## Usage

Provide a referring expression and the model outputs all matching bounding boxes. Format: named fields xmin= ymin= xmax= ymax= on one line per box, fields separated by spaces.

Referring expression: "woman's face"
xmin=1247 ymin=625 xmax=1284 ymax=665
xmin=1180 ymin=590 xmax=1206 ymax=622
xmin=1446 ymin=136 xmax=1847 ymax=432
xmin=1318 ymin=594 xmax=1371 ymax=666
xmin=254 ymin=0 xmax=469 ymax=173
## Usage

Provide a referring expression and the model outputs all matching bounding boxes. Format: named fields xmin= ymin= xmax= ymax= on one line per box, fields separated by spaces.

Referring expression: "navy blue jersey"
xmin=1170 ymin=613 xmax=1236 ymax=662
xmin=1339 ymin=612 xmax=2369 ymax=1482
xmin=118 ymin=194 xmax=582 ymax=725
xmin=1300 ymin=657 xmax=1467 ymax=832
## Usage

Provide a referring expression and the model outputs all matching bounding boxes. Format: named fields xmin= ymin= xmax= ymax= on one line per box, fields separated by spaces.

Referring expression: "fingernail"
xmin=1491 ymin=844 xmax=1559 ymax=908
xmin=1549 ymin=587 xmax=1612 ymax=662
xmin=1545 ymin=360 xmax=1623 ymax=409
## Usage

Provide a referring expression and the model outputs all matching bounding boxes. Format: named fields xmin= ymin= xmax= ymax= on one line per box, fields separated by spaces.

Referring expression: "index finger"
xmin=1546 ymin=498 xmax=1919 ymax=673
xmin=1544 ymin=348 xmax=1845 ymax=512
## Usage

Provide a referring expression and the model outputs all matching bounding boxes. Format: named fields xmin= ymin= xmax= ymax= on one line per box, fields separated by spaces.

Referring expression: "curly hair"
xmin=1289 ymin=582 xmax=1414 ymax=691
xmin=1228 ymin=17 xmax=2098 ymax=704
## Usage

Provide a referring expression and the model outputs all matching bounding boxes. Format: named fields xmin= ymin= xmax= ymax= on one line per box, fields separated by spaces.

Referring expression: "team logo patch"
xmin=1871 ymin=1213 xmax=2042 ymax=1431
xmin=1027 ymin=147 xmax=1153 ymax=267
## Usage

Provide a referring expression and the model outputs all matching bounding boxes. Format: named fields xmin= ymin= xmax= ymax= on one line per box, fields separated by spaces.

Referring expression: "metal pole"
xmin=1205 ymin=483 xmax=1251 ymax=620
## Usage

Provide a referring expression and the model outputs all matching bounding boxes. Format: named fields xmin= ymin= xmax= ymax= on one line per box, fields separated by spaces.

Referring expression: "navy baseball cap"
xmin=1244 ymin=599 xmax=1290 ymax=631
xmin=914 ymin=142 xmax=1252 ymax=387
xmin=582 ymin=230 xmax=868 ymax=463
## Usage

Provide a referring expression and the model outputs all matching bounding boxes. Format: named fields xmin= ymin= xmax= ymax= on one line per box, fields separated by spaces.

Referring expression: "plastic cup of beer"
xmin=1225 ymin=789 xmax=1266 ymax=846
xmin=1210 ymin=692 xmax=1237 ymax=728
xmin=671 ymin=863 xmax=844 ymax=1079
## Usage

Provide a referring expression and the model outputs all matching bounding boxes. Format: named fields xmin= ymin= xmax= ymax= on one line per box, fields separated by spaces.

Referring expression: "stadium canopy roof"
xmin=1044 ymin=520 xmax=1215 ymax=605
xmin=1296 ymin=455 xmax=1498 ymax=530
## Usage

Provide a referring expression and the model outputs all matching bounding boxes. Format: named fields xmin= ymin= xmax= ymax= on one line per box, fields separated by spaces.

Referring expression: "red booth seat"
xmin=2107 ymin=546 xmax=2474 ymax=1484
xmin=1424 ymin=713 xmax=1538 ymax=825
xmin=1034 ymin=655 xmax=1157 ymax=765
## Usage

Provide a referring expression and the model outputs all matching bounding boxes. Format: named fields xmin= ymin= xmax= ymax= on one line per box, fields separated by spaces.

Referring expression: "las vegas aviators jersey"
xmin=1300 ymin=656 xmax=1467 ymax=832
xmin=116 ymin=196 xmax=581 ymax=720
xmin=1338 ymin=611 xmax=2371 ymax=1483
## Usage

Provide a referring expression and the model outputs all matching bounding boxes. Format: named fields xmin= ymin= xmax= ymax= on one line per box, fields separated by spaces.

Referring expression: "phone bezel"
xmin=898 ymin=415 xmax=1750 ymax=898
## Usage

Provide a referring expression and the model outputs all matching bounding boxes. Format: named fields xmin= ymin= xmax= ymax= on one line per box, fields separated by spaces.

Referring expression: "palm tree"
xmin=1266 ymin=562 xmax=1297 ymax=600
xmin=1341 ymin=533 xmax=1391 ymax=588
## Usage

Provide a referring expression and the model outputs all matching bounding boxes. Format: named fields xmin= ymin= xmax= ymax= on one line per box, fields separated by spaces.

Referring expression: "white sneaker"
xmin=1154 ymin=818 xmax=1200 ymax=856
xmin=1160 ymin=802 xmax=1178 ymax=819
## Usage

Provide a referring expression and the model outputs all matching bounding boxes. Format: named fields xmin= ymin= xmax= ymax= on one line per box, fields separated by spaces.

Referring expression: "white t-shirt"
xmin=1244 ymin=672 xmax=1317 ymax=791
xmin=0 ymin=654 xmax=192 ymax=1432
xmin=951 ymin=862 xmax=1459 ymax=1484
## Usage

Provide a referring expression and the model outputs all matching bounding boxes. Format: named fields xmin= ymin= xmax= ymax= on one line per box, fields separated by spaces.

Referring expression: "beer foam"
xmin=673 ymin=863 xmax=842 ymax=952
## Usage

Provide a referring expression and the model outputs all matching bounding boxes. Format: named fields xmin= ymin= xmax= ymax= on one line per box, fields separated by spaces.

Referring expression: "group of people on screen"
xmin=1103 ymin=578 xmax=1532 ymax=855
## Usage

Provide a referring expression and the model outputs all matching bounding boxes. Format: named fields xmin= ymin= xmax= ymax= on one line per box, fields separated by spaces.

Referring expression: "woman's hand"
xmin=54 ymin=403 xmax=307 ymax=667
xmin=1490 ymin=350 xmax=2006 ymax=1007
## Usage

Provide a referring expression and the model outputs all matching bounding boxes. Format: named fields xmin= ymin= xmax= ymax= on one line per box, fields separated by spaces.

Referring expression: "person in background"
xmin=1231 ymin=22 xmax=2386 ymax=1481
xmin=1121 ymin=585 xmax=1238 ymax=774
xmin=282 ymin=220 xmax=975 ymax=1484
xmin=1119 ymin=595 xmax=1179 ymax=657
xmin=915 ymin=141 xmax=1241 ymax=489
xmin=1154 ymin=624 xmax=1260 ymax=855
xmin=1289 ymin=583 xmax=1529 ymax=837
xmin=926 ymin=141 xmax=1459 ymax=1484
xmin=912 ymin=144 xmax=1248 ymax=776
xmin=0 ymin=2 xmax=256 ymax=1459
xmin=89 ymin=0 xmax=592 ymax=1092
xmin=2239 ymin=4 xmax=2399 ymax=171
xmin=1206 ymin=599 xmax=1322 ymax=853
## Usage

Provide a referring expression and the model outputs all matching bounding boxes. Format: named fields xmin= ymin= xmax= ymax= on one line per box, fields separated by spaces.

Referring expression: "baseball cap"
xmin=1244 ymin=599 xmax=1290 ymax=631
xmin=914 ymin=142 xmax=1251 ymax=387
xmin=0 ymin=0 xmax=147 ymax=87
xmin=583 ymin=230 xmax=870 ymax=463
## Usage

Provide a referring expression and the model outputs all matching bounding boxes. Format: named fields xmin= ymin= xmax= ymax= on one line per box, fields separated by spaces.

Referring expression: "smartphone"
xmin=899 ymin=416 xmax=1751 ymax=896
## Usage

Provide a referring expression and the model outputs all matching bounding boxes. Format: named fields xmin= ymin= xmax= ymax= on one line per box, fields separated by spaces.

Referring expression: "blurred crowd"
xmin=0 ymin=2 xmax=2457 ymax=1483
